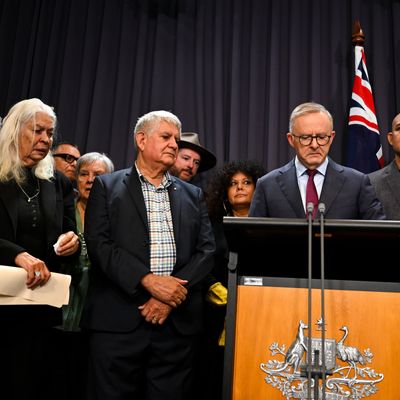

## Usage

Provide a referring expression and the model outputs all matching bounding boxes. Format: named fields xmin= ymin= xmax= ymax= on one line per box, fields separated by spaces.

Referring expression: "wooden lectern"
xmin=222 ymin=217 xmax=400 ymax=400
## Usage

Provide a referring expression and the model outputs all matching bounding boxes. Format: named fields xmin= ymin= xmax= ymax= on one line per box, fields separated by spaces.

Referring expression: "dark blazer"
xmin=0 ymin=171 xmax=76 ymax=266
xmin=81 ymin=167 xmax=215 ymax=334
xmin=249 ymin=158 xmax=385 ymax=220
xmin=368 ymin=160 xmax=400 ymax=220
xmin=0 ymin=172 xmax=77 ymax=326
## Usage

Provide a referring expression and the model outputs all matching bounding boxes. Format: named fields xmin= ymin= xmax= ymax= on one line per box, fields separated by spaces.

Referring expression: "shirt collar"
xmin=134 ymin=162 xmax=172 ymax=188
xmin=295 ymin=156 xmax=329 ymax=178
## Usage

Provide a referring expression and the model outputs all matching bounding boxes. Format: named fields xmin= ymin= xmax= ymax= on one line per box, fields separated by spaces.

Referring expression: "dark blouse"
xmin=0 ymin=169 xmax=77 ymax=327
xmin=16 ymin=170 xmax=46 ymax=260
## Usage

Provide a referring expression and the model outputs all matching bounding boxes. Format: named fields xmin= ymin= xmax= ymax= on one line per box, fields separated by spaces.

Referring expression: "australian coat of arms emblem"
xmin=260 ymin=320 xmax=383 ymax=399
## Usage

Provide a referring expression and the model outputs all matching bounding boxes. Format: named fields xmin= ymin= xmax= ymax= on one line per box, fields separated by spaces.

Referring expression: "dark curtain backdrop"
xmin=1 ymin=0 xmax=400 ymax=185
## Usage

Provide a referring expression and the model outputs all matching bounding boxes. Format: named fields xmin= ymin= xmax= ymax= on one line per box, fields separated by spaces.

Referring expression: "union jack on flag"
xmin=346 ymin=46 xmax=384 ymax=173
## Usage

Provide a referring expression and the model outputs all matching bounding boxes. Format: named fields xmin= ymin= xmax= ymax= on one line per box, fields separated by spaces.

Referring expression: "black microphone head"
xmin=307 ymin=202 xmax=314 ymax=214
xmin=318 ymin=202 xmax=326 ymax=213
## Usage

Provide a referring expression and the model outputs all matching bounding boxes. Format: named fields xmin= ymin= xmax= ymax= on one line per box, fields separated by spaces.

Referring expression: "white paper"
xmin=0 ymin=265 xmax=71 ymax=308
xmin=53 ymin=235 xmax=63 ymax=255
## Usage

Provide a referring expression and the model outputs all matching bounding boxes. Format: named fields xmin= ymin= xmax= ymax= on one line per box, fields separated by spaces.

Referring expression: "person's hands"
xmin=140 ymin=274 xmax=188 ymax=308
xmin=14 ymin=252 xmax=51 ymax=289
xmin=54 ymin=231 xmax=80 ymax=256
xmin=138 ymin=297 xmax=172 ymax=325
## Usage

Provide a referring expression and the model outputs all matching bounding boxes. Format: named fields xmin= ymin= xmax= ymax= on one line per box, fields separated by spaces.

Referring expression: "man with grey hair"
xmin=249 ymin=101 xmax=385 ymax=219
xmin=81 ymin=110 xmax=215 ymax=399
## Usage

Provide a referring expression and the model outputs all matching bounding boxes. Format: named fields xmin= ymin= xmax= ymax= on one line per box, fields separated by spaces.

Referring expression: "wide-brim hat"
xmin=178 ymin=132 xmax=217 ymax=173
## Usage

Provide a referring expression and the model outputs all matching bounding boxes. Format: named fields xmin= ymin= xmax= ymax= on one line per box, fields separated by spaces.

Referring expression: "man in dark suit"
xmin=82 ymin=110 xmax=215 ymax=400
xmin=249 ymin=102 xmax=385 ymax=220
xmin=368 ymin=112 xmax=400 ymax=220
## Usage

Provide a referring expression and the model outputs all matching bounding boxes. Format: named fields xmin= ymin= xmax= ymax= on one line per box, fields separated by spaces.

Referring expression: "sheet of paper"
xmin=0 ymin=265 xmax=71 ymax=308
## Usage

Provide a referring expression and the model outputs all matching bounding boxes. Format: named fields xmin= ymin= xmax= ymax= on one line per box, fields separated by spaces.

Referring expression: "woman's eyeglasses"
xmin=53 ymin=153 xmax=79 ymax=164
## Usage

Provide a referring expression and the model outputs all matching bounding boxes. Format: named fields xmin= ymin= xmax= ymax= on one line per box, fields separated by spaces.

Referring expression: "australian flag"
xmin=346 ymin=46 xmax=384 ymax=173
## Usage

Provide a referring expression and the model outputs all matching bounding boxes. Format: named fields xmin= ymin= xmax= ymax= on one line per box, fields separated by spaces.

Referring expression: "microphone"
xmin=307 ymin=202 xmax=314 ymax=216
xmin=318 ymin=202 xmax=326 ymax=215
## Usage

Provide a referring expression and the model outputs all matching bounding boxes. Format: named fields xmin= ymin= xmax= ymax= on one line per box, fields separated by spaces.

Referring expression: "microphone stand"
xmin=318 ymin=202 xmax=330 ymax=400
xmin=301 ymin=203 xmax=333 ymax=400
xmin=305 ymin=203 xmax=314 ymax=400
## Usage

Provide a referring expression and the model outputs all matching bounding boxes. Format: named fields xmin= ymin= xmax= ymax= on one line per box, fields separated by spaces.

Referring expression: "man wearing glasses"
xmin=52 ymin=141 xmax=81 ymax=182
xmin=249 ymin=102 xmax=385 ymax=220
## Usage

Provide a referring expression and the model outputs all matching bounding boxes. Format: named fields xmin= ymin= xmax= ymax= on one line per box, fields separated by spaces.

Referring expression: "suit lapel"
xmin=168 ymin=178 xmax=181 ymax=243
xmin=124 ymin=167 xmax=148 ymax=228
xmin=319 ymin=160 xmax=345 ymax=214
xmin=276 ymin=162 xmax=305 ymax=217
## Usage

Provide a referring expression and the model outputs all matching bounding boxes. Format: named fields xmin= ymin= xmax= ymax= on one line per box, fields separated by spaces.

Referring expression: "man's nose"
xmin=187 ymin=160 xmax=195 ymax=169
xmin=309 ymin=136 xmax=320 ymax=147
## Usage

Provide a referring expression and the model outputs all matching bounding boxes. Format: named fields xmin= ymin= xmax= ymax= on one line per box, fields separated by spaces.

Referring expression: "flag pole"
xmin=352 ymin=19 xmax=365 ymax=46
xmin=347 ymin=19 xmax=384 ymax=172
xmin=351 ymin=19 xmax=365 ymax=72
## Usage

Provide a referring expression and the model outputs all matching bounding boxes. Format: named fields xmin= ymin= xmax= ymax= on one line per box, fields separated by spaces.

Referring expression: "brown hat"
xmin=178 ymin=132 xmax=217 ymax=173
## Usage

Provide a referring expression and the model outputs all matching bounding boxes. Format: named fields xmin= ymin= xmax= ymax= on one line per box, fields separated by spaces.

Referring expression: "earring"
xmin=223 ymin=200 xmax=231 ymax=216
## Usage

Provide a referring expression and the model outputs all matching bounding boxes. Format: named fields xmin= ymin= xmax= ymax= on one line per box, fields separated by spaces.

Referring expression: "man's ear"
xmin=387 ymin=131 xmax=393 ymax=146
xmin=287 ymin=132 xmax=295 ymax=148
xmin=136 ymin=131 xmax=146 ymax=151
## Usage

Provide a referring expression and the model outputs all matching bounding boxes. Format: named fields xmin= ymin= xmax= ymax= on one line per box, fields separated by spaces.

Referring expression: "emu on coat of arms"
xmin=260 ymin=320 xmax=383 ymax=399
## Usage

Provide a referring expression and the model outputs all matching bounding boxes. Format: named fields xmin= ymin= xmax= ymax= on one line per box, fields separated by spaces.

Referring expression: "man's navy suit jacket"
xmin=81 ymin=167 xmax=215 ymax=334
xmin=249 ymin=159 xmax=385 ymax=220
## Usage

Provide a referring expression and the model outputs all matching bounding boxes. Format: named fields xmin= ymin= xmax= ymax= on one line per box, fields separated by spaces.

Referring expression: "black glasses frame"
xmin=291 ymin=134 xmax=332 ymax=146
xmin=53 ymin=153 xmax=79 ymax=164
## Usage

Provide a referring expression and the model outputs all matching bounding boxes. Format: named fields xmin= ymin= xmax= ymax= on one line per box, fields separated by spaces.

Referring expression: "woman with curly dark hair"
xmin=204 ymin=158 xmax=266 ymax=298
xmin=207 ymin=159 xmax=266 ymax=221
xmin=197 ymin=159 xmax=266 ymax=400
